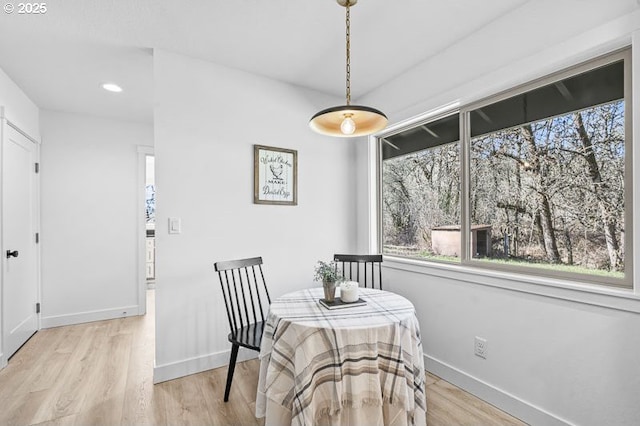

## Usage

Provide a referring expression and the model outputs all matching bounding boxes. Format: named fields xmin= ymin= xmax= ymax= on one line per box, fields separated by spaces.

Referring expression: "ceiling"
xmin=0 ymin=0 xmax=588 ymax=124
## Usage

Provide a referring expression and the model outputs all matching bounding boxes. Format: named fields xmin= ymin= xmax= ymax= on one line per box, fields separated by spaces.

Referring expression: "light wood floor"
xmin=0 ymin=290 xmax=525 ymax=425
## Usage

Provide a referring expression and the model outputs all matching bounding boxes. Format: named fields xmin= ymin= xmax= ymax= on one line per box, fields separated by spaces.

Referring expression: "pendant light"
xmin=309 ymin=0 xmax=387 ymax=138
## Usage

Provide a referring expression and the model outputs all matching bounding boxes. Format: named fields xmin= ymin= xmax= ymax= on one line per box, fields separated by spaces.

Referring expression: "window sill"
xmin=382 ymin=255 xmax=640 ymax=314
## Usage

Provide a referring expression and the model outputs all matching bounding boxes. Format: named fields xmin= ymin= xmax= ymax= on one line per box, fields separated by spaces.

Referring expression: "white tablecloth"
xmin=256 ymin=288 xmax=427 ymax=426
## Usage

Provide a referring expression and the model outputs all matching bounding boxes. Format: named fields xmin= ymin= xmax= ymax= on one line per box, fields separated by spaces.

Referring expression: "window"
xmin=379 ymin=49 xmax=631 ymax=288
xmin=382 ymin=113 xmax=461 ymax=261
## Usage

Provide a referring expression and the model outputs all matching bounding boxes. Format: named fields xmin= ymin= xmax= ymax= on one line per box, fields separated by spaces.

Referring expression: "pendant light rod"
xmin=345 ymin=1 xmax=351 ymax=105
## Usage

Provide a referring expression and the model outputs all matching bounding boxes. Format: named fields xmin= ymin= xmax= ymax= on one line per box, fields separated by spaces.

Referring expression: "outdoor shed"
xmin=431 ymin=225 xmax=492 ymax=257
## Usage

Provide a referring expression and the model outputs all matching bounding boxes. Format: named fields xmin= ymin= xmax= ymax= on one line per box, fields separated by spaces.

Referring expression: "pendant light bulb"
xmin=340 ymin=115 xmax=356 ymax=135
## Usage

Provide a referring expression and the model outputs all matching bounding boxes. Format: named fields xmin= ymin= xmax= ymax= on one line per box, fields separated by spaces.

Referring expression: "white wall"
xmin=39 ymin=110 xmax=153 ymax=327
xmin=153 ymin=50 xmax=357 ymax=382
xmin=358 ymin=3 xmax=640 ymax=425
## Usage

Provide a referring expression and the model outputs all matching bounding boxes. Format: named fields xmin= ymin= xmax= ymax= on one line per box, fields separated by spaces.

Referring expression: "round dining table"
xmin=255 ymin=287 xmax=427 ymax=426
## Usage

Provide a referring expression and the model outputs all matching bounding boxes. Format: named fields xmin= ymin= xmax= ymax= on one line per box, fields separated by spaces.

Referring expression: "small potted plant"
xmin=313 ymin=260 xmax=342 ymax=302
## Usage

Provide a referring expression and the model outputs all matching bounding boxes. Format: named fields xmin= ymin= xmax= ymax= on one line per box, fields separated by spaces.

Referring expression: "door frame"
xmin=137 ymin=146 xmax=154 ymax=315
xmin=0 ymin=107 xmax=41 ymax=369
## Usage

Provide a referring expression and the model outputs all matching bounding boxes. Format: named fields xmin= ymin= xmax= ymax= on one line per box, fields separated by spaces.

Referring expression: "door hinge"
xmin=35 ymin=162 xmax=40 ymax=173
xmin=35 ymin=233 xmax=39 ymax=244
xmin=36 ymin=303 xmax=41 ymax=314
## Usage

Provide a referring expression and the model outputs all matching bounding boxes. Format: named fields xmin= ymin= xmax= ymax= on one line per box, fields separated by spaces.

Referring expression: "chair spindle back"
xmin=214 ymin=257 xmax=271 ymax=338
xmin=334 ymin=254 xmax=383 ymax=289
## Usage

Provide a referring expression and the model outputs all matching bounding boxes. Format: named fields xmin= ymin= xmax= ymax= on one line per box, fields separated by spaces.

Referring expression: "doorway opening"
xmin=145 ymin=155 xmax=155 ymax=289
xmin=137 ymin=146 xmax=154 ymax=317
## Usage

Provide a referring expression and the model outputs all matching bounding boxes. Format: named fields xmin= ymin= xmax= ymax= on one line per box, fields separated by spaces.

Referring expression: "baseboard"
xmin=153 ymin=347 xmax=258 ymax=384
xmin=40 ymin=305 xmax=139 ymax=328
xmin=425 ymin=354 xmax=575 ymax=426
xmin=0 ymin=352 xmax=6 ymax=370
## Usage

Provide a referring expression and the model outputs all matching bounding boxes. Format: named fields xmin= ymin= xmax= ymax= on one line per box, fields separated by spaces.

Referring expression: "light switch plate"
xmin=169 ymin=217 xmax=181 ymax=234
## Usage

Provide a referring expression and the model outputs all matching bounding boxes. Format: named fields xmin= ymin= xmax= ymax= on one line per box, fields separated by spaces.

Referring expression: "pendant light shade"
xmin=309 ymin=105 xmax=388 ymax=138
xmin=309 ymin=0 xmax=387 ymax=138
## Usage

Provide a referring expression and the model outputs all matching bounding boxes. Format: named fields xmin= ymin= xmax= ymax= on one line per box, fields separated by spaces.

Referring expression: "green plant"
xmin=313 ymin=260 xmax=342 ymax=283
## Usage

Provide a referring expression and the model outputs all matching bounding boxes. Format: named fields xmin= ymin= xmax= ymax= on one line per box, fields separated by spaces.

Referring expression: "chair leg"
xmin=224 ymin=344 xmax=240 ymax=402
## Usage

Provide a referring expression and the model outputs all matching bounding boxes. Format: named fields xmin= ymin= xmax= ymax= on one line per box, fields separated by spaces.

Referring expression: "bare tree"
xmin=573 ymin=111 xmax=623 ymax=271
xmin=520 ymin=124 xmax=561 ymax=263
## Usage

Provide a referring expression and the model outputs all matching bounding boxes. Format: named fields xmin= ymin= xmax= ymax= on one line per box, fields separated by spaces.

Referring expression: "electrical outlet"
xmin=475 ymin=336 xmax=488 ymax=359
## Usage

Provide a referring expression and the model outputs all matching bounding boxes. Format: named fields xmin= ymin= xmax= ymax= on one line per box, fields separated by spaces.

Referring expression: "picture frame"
xmin=254 ymin=144 xmax=298 ymax=205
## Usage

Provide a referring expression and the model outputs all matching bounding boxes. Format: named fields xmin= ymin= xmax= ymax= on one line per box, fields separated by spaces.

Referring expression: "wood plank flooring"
xmin=0 ymin=290 xmax=526 ymax=425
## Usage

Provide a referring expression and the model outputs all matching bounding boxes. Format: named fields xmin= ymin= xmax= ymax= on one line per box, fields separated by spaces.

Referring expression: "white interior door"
xmin=2 ymin=123 xmax=39 ymax=359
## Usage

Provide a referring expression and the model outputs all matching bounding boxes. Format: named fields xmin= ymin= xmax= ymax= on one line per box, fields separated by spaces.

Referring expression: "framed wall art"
xmin=254 ymin=144 xmax=298 ymax=205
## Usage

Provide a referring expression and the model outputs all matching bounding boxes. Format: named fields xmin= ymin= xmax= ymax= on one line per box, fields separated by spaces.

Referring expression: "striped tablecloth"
xmin=256 ymin=287 xmax=426 ymax=426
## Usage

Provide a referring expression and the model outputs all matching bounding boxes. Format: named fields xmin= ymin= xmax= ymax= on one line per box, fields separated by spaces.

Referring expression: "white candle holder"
xmin=340 ymin=281 xmax=359 ymax=303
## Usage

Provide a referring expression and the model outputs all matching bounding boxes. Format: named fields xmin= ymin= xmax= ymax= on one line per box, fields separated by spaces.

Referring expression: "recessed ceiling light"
xmin=102 ymin=83 xmax=123 ymax=93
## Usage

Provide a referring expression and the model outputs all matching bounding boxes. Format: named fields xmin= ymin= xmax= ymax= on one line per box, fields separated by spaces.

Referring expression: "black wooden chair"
xmin=214 ymin=256 xmax=271 ymax=402
xmin=334 ymin=254 xmax=383 ymax=289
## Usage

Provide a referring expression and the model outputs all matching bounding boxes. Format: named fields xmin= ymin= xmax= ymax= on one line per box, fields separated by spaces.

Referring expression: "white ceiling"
xmin=1 ymin=0 xmax=630 ymax=124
